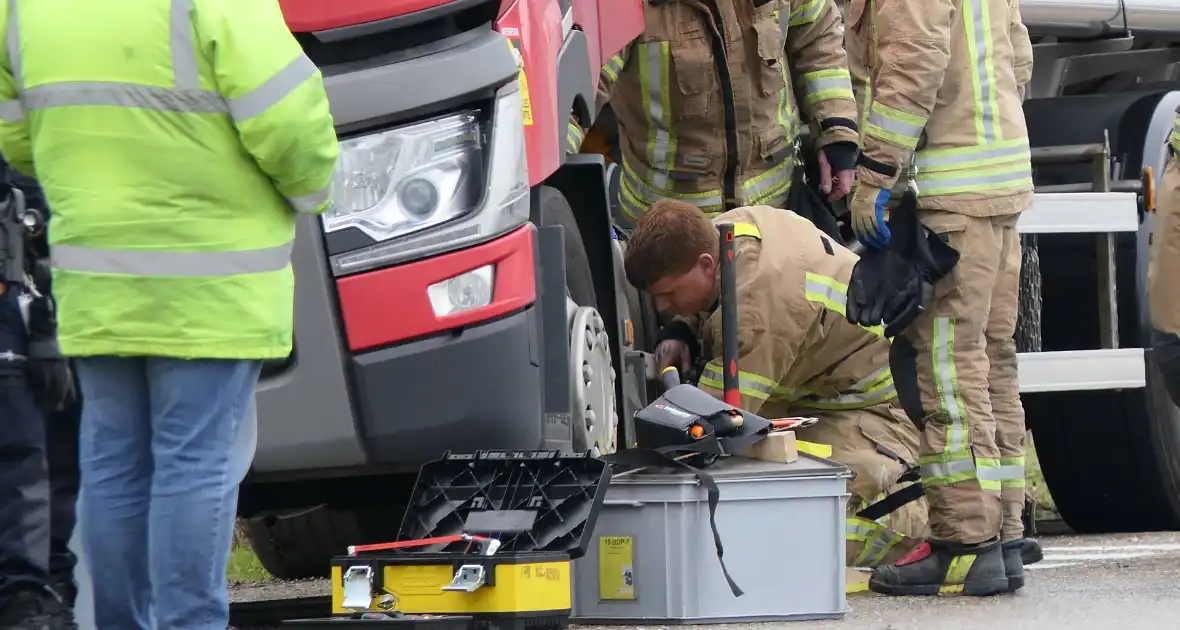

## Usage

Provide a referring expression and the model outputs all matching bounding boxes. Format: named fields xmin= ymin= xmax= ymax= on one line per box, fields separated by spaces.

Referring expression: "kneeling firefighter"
xmin=1149 ymin=109 xmax=1180 ymax=406
xmin=624 ymin=199 xmax=929 ymax=568
xmin=842 ymin=0 xmax=1042 ymax=597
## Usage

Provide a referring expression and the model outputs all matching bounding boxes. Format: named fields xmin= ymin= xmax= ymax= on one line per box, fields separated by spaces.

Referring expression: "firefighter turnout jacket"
xmin=0 ymin=0 xmax=339 ymax=360
xmin=844 ymin=0 xmax=1034 ymax=216
xmin=598 ymin=0 xmax=859 ymax=221
xmin=670 ymin=205 xmax=896 ymax=417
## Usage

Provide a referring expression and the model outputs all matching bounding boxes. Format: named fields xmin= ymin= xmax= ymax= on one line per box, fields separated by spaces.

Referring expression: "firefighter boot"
xmin=869 ymin=538 xmax=1009 ymax=596
xmin=1004 ymin=537 xmax=1043 ymax=565
xmin=1003 ymin=543 xmax=1025 ymax=591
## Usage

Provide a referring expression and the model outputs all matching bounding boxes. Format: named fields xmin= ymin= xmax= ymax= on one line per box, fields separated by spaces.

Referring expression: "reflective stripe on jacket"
xmin=845 ymin=0 xmax=1034 ymax=216
xmin=599 ymin=0 xmax=859 ymax=222
xmin=0 ymin=0 xmax=339 ymax=359
xmin=677 ymin=205 xmax=896 ymax=417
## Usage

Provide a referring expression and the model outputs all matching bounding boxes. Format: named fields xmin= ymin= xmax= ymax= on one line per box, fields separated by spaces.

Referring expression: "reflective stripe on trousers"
xmin=916 ymin=316 xmax=1001 ymax=492
xmin=847 ymin=516 xmax=905 ymax=567
xmin=1170 ymin=116 xmax=1180 ymax=153
xmin=5 ymin=0 xmax=329 ymax=277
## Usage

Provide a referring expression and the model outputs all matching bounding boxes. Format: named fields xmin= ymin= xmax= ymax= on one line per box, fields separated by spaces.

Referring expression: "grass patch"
xmin=227 ymin=544 xmax=272 ymax=583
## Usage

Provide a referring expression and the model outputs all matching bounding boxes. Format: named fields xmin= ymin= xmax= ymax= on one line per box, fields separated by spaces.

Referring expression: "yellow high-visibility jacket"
xmin=0 ymin=0 xmax=339 ymax=359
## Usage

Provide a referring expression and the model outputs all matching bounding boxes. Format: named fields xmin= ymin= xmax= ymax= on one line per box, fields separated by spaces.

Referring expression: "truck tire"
xmin=242 ymin=505 xmax=362 ymax=580
xmin=537 ymin=185 xmax=597 ymax=309
xmin=1019 ymin=89 xmax=1180 ymax=532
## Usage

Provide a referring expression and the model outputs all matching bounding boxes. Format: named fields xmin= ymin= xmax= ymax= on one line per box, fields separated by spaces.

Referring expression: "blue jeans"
xmin=75 ymin=357 xmax=260 ymax=630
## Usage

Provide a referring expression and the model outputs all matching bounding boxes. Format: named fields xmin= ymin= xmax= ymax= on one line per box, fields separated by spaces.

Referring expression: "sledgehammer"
xmin=717 ymin=223 xmax=741 ymax=408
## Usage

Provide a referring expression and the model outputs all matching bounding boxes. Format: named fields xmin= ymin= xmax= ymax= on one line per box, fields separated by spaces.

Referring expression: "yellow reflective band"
xmin=803 ymin=273 xmax=886 ymax=337
xmin=637 ymin=42 xmax=676 ymax=191
xmin=797 ymin=440 xmax=833 ymax=458
xmin=802 ymin=69 xmax=854 ymax=107
xmin=857 ymin=81 xmax=872 ymax=147
xmin=999 ymin=455 xmax=1025 ymax=489
xmin=565 ymin=120 xmax=585 ymax=155
xmin=742 ymin=159 xmax=794 ymax=206
xmin=1171 ymin=116 xmax=1180 ymax=152
xmin=699 ymin=361 xmax=775 ymax=401
xmin=915 ymin=161 xmax=1033 ymax=196
xmin=848 ymin=516 xmax=904 ymax=567
xmin=776 ymin=62 xmax=800 ymax=144
xmin=919 ymin=452 xmax=976 ymax=488
xmin=601 ymin=54 xmax=625 ymax=82
xmin=963 ymin=0 xmax=1001 ymax=144
xmin=0 ymin=99 xmax=23 ymax=123
xmin=942 ymin=554 xmax=977 ymax=592
xmin=619 ymin=158 xmax=723 ymax=220
xmin=617 ymin=158 xmax=793 ymax=220
xmin=732 ymin=222 xmax=762 ymax=240
xmin=915 ymin=138 xmax=1030 ymax=173
xmin=932 ymin=317 xmax=968 ymax=456
xmin=789 ymin=0 xmax=826 ymax=26
xmin=865 ymin=101 xmax=926 ymax=150
xmin=976 ymin=457 xmax=1002 ymax=492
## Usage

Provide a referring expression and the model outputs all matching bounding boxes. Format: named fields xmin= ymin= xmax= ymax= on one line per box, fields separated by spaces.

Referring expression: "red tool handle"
xmin=347 ymin=535 xmax=490 ymax=556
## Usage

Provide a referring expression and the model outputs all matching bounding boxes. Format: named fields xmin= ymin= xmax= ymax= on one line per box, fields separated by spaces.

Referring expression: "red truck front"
xmin=239 ymin=0 xmax=646 ymax=579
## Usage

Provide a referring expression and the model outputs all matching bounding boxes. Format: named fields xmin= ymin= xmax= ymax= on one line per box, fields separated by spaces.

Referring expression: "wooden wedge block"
xmin=735 ymin=431 xmax=799 ymax=463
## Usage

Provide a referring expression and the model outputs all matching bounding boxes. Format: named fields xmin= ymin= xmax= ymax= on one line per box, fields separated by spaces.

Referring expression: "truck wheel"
xmin=535 ymin=186 xmax=619 ymax=455
xmin=242 ymin=498 xmax=408 ymax=580
xmin=242 ymin=505 xmax=362 ymax=580
xmin=1019 ymin=90 xmax=1180 ymax=532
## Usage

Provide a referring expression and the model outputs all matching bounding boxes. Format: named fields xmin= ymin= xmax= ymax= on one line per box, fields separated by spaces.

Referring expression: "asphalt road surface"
xmin=766 ymin=531 xmax=1180 ymax=630
xmin=229 ymin=531 xmax=1180 ymax=629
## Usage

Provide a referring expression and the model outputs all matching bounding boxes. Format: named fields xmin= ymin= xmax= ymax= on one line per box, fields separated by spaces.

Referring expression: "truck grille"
xmin=294 ymin=0 xmax=501 ymax=68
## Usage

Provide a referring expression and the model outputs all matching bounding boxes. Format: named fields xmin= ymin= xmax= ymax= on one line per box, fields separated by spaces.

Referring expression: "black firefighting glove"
xmin=24 ymin=289 xmax=75 ymax=411
xmin=846 ymin=189 xmax=960 ymax=337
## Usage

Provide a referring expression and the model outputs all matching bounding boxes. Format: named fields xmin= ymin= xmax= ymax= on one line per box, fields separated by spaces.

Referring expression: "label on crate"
xmin=598 ymin=536 xmax=636 ymax=600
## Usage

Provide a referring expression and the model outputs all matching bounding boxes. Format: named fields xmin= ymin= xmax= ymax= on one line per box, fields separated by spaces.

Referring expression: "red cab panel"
xmin=279 ymin=0 xmax=456 ymax=32
xmin=336 ymin=226 xmax=537 ymax=352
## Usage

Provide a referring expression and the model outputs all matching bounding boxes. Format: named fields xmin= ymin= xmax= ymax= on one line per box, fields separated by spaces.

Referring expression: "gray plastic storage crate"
xmin=572 ymin=454 xmax=851 ymax=624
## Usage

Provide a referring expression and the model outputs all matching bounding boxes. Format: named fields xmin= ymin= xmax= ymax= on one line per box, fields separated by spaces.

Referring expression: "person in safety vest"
xmin=842 ymin=0 xmax=1041 ymax=597
xmin=0 ymin=1 xmax=340 ymax=628
xmin=596 ymin=0 xmax=860 ymax=224
xmin=625 ymin=199 xmax=930 ymax=568
xmin=1149 ymin=109 xmax=1180 ymax=406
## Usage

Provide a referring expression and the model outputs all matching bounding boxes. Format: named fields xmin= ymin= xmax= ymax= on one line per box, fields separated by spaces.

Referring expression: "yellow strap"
xmin=796 ymin=440 xmax=833 ymax=458
xmin=733 ymin=222 xmax=762 ymax=240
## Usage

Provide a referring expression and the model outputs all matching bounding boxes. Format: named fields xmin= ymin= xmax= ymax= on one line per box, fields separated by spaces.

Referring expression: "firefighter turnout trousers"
xmin=1150 ymin=148 xmax=1180 ymax=407
xmin=793 ymin=402 xmax=929 ymax=567
xmin=889 ymin=209 xmax=1026 ymax=544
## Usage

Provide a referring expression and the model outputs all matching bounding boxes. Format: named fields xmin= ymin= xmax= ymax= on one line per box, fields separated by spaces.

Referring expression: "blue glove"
xmin=850 ymin=183 xmax=891 ymax=249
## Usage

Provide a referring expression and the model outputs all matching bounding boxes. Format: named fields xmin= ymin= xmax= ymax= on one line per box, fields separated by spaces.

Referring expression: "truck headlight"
xmin=328 ymin=82 xmax=530 ymax=276
xmin=323 ymin=113 xmax=482 ymax=242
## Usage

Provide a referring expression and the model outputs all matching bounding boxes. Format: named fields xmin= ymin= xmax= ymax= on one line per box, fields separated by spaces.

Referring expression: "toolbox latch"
xmin=342 ymin=565 xmax=375 ymax=611
xmin=442 ymin=564 xmax=488 ymax=592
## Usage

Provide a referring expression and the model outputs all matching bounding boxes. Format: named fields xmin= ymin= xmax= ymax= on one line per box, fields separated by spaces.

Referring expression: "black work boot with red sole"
xmin=869 ymin=538 xmax=1009 ymax=596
